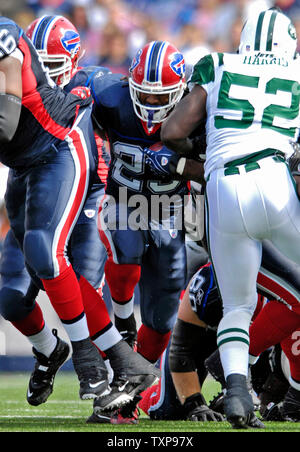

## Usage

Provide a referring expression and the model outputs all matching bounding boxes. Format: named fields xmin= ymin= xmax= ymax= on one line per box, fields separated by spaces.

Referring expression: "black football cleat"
xmin=261 ymin=401 xmax=285 ymax=421
xmin=27 ymin=329 xmax=70 ymax=406
xmin=281 ymin=386 xmax=300 ymax=421
xmin=259 ymin=372 xmax=289 ymax=418
xmin=86 ymin=412 xmax=112 ymax=424
xmin=205 ymin=349 xmax=261 ymax=411
xmin=224 ymin=374 xmax=254 ymax=429
xmin=209 ymin=390 xmax=264 ymax=428
xmin=110 ymin=396 xmax=141 ymax=424
xmin=93 ymin=375 xmax=133 ymax=414
xmin=71 ymin=337 xmax=109 ymax=400
xmin=93 ymin=344 xmax=160 ymax=414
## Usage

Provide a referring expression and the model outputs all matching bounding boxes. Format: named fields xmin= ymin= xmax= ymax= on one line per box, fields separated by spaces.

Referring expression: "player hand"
xmin=186 ymin=404 xmax=225 ymax=422
xmin=144 ymin=146 xmax=180 ymax=178
xmin=70 ymin=86 xmax=92 ymax=100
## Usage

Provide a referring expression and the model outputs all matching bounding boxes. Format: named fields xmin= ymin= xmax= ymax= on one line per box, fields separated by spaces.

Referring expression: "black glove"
xmin=183 ymin=393 xmax=224 ymax=422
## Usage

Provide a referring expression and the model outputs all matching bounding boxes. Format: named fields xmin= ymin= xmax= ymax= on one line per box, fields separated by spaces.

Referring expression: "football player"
xmin=80 ymin=40 xmax=205 ymax=421
xmin=0 ymin=14 xmax=112 ymax=402
xmin=160 ymin=7 xmax=300 ymax=427
xmin=0 ymin=15 xmax=159 ymax=413
xmin=145 ymin=131 xmax=300 ymax=426
xmin=93 ymin=43 xmax=187 ymax=356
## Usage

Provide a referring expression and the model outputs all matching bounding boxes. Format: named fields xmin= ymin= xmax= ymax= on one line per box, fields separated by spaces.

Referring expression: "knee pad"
xmin=0 ymin=287 xmax=35 ymax=321
xmin=23 ymin=230 xmax=53 ymax=278
xmin=105 ymin=260 xmax=141 ymax=301
xmin=169 ymin=319 xmax=207 ymax=373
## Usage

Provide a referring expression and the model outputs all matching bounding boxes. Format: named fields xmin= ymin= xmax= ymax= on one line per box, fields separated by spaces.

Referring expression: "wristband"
xmin=176 ymin=157 xmax=186 ymax=175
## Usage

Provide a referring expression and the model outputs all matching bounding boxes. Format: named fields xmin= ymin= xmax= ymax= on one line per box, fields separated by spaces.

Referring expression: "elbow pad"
xmin=0 ymin=93 xmax=22 ymax=143
xmin=169 ymin=319 xmax=206 ymax=373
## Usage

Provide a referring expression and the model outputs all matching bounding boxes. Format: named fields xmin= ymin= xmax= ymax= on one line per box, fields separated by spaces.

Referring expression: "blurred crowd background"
xmin=1 ymin=0 xmax=300 ymax=76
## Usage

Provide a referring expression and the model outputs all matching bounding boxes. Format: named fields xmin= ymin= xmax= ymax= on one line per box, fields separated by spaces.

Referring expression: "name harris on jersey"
xmin=242 ymin=52 xmax=289 ymax=67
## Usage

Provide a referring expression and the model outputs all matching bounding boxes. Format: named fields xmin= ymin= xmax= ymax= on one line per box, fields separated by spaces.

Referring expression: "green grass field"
xmin=0 ymin=372 xmax=299 ymax=433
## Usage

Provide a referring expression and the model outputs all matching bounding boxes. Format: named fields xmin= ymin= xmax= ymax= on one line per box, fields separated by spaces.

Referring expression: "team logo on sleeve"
xmin=170 ymin=52 xmax=185 ymax=77
xmin=61 ymin=30 xmax=80 ymax=55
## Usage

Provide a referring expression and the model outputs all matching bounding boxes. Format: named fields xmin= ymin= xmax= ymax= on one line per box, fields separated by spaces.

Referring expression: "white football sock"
xmin=217 ymin=309 xmax=252 ymax=379
xmin=62 ymin=314 xmax=90 ymax=342
xmin=28 ymin=325 xmax=58 ymax=358
xmin=112 ymin=295 xmax=134 ymax=319
xmin=92 ymin=324 xmax=122 ymax=351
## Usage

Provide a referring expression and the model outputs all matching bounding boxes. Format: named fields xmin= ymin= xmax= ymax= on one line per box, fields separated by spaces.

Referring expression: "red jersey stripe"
xmin=54 ymin=126 xmax=89 ymax=274
xmin=19 ymin=36 xmax=71 ymax=140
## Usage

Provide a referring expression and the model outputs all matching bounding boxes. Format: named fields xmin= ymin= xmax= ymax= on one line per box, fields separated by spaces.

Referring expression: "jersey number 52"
xmin=215 ymin=71 xmax=300 ymax=138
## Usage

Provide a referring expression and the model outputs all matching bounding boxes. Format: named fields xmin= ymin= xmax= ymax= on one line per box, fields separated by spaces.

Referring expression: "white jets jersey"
xmin=191 ymin=52 xmax=300 ymax=179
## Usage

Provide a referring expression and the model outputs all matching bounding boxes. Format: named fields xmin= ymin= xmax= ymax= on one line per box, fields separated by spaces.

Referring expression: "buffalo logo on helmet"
xmin=169 ymin=52 xmax=185 ymax=78
xmin=129 ymin=48 xmax=142 ymax=74
xmin=61 ymin=30 xmax=80 ymax=55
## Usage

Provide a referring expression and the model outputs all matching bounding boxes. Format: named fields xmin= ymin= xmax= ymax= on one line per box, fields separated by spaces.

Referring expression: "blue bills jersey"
xmin=90 ymin=73 xmax=189 ymax=199
xmin=0 ymin=17 xmax=92 ymax=169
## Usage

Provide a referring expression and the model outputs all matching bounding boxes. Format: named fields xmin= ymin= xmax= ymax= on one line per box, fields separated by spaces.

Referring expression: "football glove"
xmin=183 ymin=392 xmax=224 ymax=422
xmin=187 ymin=404 xmax=225 ymax=422
xmin=144 ymin=146 xmax=181 ymax=178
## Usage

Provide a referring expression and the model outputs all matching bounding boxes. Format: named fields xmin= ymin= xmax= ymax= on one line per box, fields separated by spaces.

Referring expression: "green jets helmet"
xmin=239 ymin=7 xmax=297 ymax=59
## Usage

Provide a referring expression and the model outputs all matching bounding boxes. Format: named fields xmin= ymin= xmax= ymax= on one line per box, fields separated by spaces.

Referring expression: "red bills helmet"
xmin=26 ymin=15 xmax=81 ymax=87
xmin=129 ymin=41 xmax=186 ymax=133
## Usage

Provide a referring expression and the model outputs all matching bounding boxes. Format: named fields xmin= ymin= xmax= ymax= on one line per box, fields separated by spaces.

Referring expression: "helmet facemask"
xmin=129 ymin=78 xmax=185 ymax=125
xmin=26 ymin=15 xmax=81 ymax=88
xmin=37 ymin=50 xmax=74 ymax=87
xmin=128 ymin=41 xmax=186 ymax=132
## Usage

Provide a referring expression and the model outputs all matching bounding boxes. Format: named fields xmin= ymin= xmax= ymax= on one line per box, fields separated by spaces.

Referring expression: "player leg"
xmin=206 ymin=171 xmax=262 ymax=428
xmin=0 ymin=229 xmax=70 ymax=405
xmin=137 ymin=227 xmax=187 ymax=363
xmin=71 ymin=187 xmax=160 ymax=415
xmin=90 ymin=202 xmax=161 ymax=419
xmin=98 ymin=199 xmax=143 ymax=347
xmin=169 ymin=287 xmax=224 ymax=422
xmin=69 ymin=185 xmax=122 ymax=364
xmin=6 ymin=110 xmax=109 ymax=400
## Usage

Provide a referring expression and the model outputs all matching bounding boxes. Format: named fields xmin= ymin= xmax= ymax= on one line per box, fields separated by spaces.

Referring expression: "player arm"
xmin=168 ymin=284 xmax=224 ymax=422
xmin=161 ymin=84 xmax=207 ymax=155
xmin=178 ymin=157 xmax=205 ymax=184
xmin=144 ymin=144 xmax=205 ymax=184
xmin=0 ymin=55 xmax=22 ymax=143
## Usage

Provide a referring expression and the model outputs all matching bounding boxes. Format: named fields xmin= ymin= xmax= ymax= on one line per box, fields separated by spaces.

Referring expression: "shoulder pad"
xmin=0 ymin=18 xmax=21 ymax=59
xmin=91 ymin=72 xmax=126 ymax=108
xmin=191 ymin=52 xmax=224 ymax=86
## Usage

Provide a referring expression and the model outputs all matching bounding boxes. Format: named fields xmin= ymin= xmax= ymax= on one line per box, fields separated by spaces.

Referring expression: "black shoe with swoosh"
xmin=71 ymin=337 xmax=110 ymax=400
xmin=27 ymin=329 xmax=70 ymax=406
xmin=93 ymin=352 xmax=160 ymax=414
